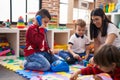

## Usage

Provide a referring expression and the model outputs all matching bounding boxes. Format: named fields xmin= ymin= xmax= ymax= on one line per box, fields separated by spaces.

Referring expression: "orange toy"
xmin=89 ymin=43 xmax=94 ymax=53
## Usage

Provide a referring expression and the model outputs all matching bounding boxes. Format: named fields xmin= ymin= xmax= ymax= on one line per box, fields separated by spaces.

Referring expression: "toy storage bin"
xmin=0 ymin=28 xmax=19 ymax=59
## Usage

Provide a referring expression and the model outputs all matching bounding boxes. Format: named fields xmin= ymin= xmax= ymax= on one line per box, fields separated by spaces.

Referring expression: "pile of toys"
xmin=77 ymin=56 xmax=94 ymax=68
xmin=0 ymin=37 xmax=15 ymax=56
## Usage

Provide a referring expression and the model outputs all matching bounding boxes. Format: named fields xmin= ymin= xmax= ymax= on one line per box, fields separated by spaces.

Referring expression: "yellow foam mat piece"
xmin=0 ymin=58 xmax=24 ymax=71
xmin=4 ymin=64 xmax=23 ymax=71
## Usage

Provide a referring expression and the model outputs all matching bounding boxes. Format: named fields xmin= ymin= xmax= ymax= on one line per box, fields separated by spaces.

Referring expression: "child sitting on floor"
xmin=23 ymin=9 xmax=69 ymax=72
xmin=70 ymin=44 xmax=120 ymax=80
xmin=58 ymin=19 xmax=93 ymax=64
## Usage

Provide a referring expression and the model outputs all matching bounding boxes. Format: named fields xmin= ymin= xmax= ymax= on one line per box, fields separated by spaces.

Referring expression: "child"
xmin=58 ymin=19 xmax=93 ymax=64
xmin=70 ymin=44 xmax=120 ymax=80
xmin=24 ymin=9 xmax=62 ymax=71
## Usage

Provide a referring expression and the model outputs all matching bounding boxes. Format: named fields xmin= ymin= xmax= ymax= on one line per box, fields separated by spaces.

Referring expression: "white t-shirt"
xmin=98 ymin=23 xmax=120 ymax=48
xmin=68 ymin=34 xmax=90 ymax=53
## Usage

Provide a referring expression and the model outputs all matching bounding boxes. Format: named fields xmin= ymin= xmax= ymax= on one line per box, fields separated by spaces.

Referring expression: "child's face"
xmin=75 ymin=26 xmax=86 ymax=36
xmin=41 ymin=17 xmax=50 ymax=27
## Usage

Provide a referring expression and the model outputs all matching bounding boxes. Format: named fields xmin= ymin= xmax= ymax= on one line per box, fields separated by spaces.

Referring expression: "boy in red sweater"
xmin=70 ymin=44 xmax=120 ymax=80
xmin=24 ymin=9 xmax=61 ymax=71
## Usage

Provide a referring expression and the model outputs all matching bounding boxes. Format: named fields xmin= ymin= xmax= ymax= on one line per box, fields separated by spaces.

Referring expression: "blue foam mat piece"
xmin=16 ymin=70 xmax=33 ymax=79
xmin=16 ymin=70 xmax=71 ymax=79
xmin=16 ymin=65 xmax=85 ymax=79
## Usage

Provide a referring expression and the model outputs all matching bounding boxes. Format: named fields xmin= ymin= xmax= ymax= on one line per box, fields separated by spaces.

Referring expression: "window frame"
xmin=0 ymin=0 xmax=42 ymax=25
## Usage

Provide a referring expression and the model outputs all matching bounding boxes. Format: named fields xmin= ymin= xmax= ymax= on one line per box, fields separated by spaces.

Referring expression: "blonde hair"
xmin=75 ymin=19 xmax=86 ymax=29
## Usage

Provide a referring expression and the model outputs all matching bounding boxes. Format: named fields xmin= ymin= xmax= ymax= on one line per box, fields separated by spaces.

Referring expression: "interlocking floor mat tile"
xmin=0 ymin=57 xmax=86 ymax=80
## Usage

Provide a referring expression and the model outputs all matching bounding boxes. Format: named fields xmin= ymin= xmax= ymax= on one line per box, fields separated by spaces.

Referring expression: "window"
xmin=27 ymin=0 xmax=40 ymax=22
xmin=12 ymin=0 xmax=26 ymax=22
xmin=59 ymin=0 xmax=90 ymax=24
xmin=0 ymin=0 xmax=41 ymax=24
xmin=73 ymin=8 xmax=90 ymax=24
xmin=59 ymin=0 xmax=68 ymax=24
xmin=0 ymin=0 xmax=10 ymax=21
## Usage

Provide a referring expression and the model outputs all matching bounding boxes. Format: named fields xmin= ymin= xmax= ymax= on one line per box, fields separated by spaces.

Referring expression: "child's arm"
xmin=70 ymin=69 xmax=81 ymax=80
xmin=70 ymin=66 xmax=103 ymax=80
xmin=84 ymin=45 xmax=90 ymax=60
xmin=68 ymin=44 xmax=81 ymax=60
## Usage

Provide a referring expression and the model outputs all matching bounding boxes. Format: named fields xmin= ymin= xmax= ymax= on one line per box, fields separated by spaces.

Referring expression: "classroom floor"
xmin=0 ymin=57 xmax=87 ymax=80
xmin=0 ymin=65 xmax=28 ymax=80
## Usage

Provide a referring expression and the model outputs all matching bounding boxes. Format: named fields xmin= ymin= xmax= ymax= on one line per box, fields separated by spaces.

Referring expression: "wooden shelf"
xmin=0 ymin=28 xmax=19 ymax=59
xmin=105 ymin=12 xmax=120 ymax=26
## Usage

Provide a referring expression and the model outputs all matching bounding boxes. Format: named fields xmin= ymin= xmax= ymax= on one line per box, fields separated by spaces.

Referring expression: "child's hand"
xmin=41 ymin=23 xmax=47 ymax=28
xmin=70 ymin=71 xmax=79 ymax=80
xmin=89 ymin=57 xmax=95 ymax=65
xmin=84 ymin=54 xmax=89 ymax=60
xmin=48 ymin=50 xmax=54 ymax=55
xmin=93 ymin=75 xmax=102 ymax=80
xmin=73 ymin=54 xmax=81 ymax=60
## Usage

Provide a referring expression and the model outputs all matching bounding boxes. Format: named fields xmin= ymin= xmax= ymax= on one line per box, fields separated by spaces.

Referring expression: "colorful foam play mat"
xmin=0 ymin=57 xmax=95 ymax=80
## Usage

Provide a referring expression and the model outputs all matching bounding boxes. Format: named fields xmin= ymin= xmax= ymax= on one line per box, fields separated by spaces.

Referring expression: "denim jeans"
xmin=24 ymin=51 xmax=60 ymax=71
xmin=58 ymin=50 xmax=93 ymax=64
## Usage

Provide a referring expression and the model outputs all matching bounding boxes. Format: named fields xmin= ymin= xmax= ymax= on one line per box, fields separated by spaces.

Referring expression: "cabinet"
xmin=105 ymin=13 xmax=120 ymax=27
xmin=19 ymin=28 xmax=27 ymax=56
xmin=43 ymin=29 xmax=70 ymax=49
xmin=0 ymin=28 xmax=19 ymax=59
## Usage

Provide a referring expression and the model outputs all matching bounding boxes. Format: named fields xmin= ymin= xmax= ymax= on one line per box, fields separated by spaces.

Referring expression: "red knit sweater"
xmin=81 ymin=66 xmax=120 ymax=80
xmin=24 ymin=24 xmax=50 ymax=57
